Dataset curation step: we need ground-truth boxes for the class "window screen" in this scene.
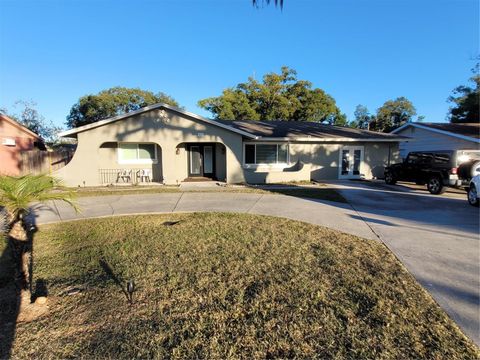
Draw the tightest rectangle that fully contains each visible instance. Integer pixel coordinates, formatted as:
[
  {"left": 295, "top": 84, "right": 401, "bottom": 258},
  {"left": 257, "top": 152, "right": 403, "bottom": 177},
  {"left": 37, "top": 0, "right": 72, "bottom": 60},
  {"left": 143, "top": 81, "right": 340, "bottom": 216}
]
[
  {"left": 244, "top": 144, "right": 289, "bottom": 164},
  {"left": 119, "top": 144, "right": 137, "bottom": 160},
  {"left": 119, "top": 143, "right": 156, "bottom": 162},
  {"left": 256, "top": 145, "right": 278, "bottom": 164}
]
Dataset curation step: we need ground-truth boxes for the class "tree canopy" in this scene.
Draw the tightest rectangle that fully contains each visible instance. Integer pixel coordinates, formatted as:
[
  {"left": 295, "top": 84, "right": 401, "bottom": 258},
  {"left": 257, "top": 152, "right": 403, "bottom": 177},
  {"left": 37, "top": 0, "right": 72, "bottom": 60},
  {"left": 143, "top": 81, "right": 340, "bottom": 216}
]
[
  {"left": 369, "top": 97, "right": 417, "bottom": 132},
  {"left": 66, "top": 87, "right": 179, "bottom": 128},
  {"left": 198, "top": 67, "right": 345, "bottom": 124},
  {"left": 0, "top": 101, "right": 62, "bottom": 143},
  {"left": 447, "top": 64, "right": 479, "bottom": 123},
  {"left": 350, "top": 104, "right": 373, "bottom": 130}
]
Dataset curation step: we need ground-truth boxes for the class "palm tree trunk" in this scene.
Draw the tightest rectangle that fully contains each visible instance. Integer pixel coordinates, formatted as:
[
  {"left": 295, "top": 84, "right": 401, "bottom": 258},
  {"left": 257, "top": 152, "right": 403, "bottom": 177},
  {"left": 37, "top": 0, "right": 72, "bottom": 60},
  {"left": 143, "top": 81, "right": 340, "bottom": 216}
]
[{"left": 8, "top": 217, "right": 32, "bottom": 306}]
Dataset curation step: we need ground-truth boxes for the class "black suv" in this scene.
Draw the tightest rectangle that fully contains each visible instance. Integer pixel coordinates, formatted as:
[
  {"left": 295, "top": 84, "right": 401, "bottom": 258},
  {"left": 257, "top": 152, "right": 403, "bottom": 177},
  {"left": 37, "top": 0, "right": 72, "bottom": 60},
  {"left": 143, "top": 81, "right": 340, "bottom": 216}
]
[{"left": 384, "top": 150, "right": 480, "bottom": 194}]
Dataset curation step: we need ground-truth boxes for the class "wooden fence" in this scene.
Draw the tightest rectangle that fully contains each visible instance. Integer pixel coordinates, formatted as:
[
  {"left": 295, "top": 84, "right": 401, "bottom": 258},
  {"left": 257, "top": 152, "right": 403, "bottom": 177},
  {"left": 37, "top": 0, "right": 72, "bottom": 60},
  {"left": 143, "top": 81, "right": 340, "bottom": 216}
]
[{"left": 19, "top": 148, "right": 75, "bottom": 175}]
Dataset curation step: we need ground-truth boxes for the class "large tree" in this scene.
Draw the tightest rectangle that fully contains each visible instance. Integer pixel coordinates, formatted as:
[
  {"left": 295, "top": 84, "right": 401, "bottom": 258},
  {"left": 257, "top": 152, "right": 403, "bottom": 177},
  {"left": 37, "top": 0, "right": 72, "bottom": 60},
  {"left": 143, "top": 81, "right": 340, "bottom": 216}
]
[
  {"left": 198, "top": 67, "right": 345, "bottom": 124},
  {"left": 351, "top": 104, "right": 373, "bottom": 130},
  {"left": 66, "top": 87, "right": 179, "bottom": 128},
  {"left": 447, "top": 64, "right": 479, "bottom": 123},
  {"left": 370, "top": 97, "right": 417, "bottom": 132},
  {"left": 1, "top": 101, "right": 62, "bottom": 143}
]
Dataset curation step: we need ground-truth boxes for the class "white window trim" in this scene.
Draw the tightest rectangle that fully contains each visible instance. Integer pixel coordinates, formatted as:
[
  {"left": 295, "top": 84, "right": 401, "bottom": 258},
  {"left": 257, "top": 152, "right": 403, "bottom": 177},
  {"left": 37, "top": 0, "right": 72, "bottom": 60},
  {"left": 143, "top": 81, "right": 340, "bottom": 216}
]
[
  {"left": 243, "top": 142, "right": 290, "bottom": 169},
  {"left": 117, "top": 142, "right": 158, "bottom": 165},
  {"left": 338, "top": 145, "right": 364, "bottom": 179}
]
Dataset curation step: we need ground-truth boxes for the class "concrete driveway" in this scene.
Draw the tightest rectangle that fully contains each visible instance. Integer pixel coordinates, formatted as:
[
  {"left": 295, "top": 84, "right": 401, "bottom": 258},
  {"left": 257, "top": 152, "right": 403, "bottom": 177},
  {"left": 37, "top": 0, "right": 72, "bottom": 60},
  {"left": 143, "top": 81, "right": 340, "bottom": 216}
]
[
  {"left": 329, "top": 180, "right": 480, "bottom": 345},
  {"left": 33, "top": 192, "right": 376, "bottom": 241}
]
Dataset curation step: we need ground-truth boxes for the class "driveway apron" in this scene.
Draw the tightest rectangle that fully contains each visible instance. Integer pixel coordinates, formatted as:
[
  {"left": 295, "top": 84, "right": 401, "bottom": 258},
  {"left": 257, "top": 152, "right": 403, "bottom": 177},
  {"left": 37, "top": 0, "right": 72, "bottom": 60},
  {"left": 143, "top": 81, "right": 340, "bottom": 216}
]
[{"left": 330, "top": 180, "right": 480, "bottom": 345}]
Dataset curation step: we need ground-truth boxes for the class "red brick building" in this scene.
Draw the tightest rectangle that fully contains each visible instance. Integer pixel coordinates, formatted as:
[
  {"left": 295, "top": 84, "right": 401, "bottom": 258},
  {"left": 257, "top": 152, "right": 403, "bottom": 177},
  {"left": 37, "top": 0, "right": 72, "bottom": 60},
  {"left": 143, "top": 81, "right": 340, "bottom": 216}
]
[{"left": 0, "top": 113, "right": 44, "bottom": 175}]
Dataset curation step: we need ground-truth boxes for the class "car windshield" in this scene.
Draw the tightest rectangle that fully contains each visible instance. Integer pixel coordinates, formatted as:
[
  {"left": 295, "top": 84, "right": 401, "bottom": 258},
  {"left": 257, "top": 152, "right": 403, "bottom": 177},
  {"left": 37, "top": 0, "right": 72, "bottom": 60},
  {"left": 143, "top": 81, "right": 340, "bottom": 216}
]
[{"left": 406, "top": 154, "right": 419, "bottom": 163}]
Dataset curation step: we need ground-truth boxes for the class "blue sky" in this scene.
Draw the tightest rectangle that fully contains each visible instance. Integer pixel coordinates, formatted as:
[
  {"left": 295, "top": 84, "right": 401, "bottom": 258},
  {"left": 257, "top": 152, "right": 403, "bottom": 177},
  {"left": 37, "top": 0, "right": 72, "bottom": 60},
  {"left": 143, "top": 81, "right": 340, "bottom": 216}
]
[{"left": 0, "top": 0, "right": 478, "bottom": 128}]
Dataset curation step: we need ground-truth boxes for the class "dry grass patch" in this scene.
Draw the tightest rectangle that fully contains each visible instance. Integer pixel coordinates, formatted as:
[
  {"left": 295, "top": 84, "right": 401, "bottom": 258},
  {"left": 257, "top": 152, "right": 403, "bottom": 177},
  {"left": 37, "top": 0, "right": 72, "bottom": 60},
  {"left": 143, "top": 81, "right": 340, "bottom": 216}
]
[{"left": 1, "top": 213, "right": 477, "bottom": 359}]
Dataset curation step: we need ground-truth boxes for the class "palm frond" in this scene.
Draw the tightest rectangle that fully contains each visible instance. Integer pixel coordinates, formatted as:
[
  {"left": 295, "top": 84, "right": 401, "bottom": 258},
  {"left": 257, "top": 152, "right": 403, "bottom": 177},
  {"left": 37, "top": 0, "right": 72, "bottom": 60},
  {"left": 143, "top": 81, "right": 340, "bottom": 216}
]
[
  {"left": 252, "top": 0, "right": 283, "bottom": 9},
  {"left": 0, "top": 174, "right": 80, "bottom": 219}
]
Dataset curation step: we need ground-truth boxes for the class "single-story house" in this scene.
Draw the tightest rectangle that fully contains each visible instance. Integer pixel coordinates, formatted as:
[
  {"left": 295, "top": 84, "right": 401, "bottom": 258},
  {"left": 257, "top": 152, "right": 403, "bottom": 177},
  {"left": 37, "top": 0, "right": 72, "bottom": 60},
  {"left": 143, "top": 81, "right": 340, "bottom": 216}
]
[
  {"left": 0, "top": 114, "right": 45, "bottom": 176},
  {"left": 392, "top": 122, "right": 480, "bottom": 159},
  {"left": 57, "top": 103, "right": 405, "bottom": 186}
]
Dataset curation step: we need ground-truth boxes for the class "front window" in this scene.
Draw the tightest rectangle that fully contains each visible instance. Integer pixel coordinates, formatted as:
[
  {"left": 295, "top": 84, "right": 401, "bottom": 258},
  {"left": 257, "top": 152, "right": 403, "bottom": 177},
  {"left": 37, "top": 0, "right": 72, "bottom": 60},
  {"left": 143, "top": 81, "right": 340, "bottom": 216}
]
[
  {"left": 118, "top": 143, "right": 157, "bottom": 164},
  {"left": 244, "top": 144, "right": 289, "bottom": 165}
]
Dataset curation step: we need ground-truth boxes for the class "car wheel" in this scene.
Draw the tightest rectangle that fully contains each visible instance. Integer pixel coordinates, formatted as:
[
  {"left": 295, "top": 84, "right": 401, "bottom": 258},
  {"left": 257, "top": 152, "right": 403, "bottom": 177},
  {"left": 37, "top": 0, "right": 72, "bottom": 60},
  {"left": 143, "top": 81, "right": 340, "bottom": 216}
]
[
  {"left": 467, "top": 185, "right": 479, "bottom": 207},
  {"left": 385, "top": 173, "right": 396, "bottom": 185},
  {"left": 458, "top": 160, "right": 480, "bottom": 180},
  {"left": 427, "top": 176, "right": 444, "bottom": 195}
]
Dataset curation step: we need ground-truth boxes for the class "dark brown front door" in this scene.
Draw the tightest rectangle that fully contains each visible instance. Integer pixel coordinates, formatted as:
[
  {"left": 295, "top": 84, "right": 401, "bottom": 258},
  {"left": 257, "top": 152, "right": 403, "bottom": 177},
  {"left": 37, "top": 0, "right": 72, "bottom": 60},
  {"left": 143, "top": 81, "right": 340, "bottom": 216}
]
[{"left": 188, "top": 144, "right": 215, "bottom": 178}]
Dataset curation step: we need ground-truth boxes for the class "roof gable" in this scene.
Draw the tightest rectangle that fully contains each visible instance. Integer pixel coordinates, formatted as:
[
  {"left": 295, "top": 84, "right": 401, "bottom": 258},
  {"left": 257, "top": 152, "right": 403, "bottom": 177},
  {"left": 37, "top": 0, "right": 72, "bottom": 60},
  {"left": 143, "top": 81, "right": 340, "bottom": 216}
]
[
  {"left": 59, "top": 103, "right": 257, "bottom": 139},
  {"left": 392, "top": 122, "right": 480, "bottom": 143},
  {"left": 0, "top": 114, "right": 42, "bottom": 140}
]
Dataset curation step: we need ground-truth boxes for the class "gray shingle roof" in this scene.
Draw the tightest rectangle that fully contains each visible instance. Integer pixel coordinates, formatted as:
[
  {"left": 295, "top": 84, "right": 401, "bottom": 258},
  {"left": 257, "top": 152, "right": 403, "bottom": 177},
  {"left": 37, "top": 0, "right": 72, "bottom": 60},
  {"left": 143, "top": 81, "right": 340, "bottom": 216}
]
[{"left": 214, "top": 120, "right": 404, "bottom": 140}]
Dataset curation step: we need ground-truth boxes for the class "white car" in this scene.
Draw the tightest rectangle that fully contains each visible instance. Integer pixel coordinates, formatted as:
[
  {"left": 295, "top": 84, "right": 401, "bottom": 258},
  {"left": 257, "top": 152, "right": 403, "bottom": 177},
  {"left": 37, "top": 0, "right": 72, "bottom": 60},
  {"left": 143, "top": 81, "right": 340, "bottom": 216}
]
[{"left": 467, "top": 175, "right": 480, "bottom": 207}]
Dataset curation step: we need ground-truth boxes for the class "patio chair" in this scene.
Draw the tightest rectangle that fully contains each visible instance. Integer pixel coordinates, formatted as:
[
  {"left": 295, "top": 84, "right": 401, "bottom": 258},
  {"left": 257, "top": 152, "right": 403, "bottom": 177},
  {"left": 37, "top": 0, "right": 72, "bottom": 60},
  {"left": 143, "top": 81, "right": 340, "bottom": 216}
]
[
  {"left": 137, "top": 169, "right": 151, "bottom": 183},
  {"left": 116, "top": 169, "right": 132, "bottom": 183}
]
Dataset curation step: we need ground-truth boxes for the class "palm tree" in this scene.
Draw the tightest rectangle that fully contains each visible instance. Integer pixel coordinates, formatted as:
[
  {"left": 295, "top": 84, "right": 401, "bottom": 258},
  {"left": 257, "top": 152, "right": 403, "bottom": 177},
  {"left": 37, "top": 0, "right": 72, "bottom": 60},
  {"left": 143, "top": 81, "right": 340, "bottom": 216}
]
[
  {"left": 252, "top": 0, "right": 283, "bottom": 9},
  {"left": 0, "top": 174, "right": 79, "bottom": 306}
]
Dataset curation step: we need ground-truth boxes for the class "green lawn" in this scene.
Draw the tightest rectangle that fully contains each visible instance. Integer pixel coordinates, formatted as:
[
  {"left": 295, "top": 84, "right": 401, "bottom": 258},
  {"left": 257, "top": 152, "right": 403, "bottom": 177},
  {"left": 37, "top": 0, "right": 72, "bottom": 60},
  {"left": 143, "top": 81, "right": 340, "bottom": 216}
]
[{"left": 1, "top": 214, "right": 478, "bottom": 359}]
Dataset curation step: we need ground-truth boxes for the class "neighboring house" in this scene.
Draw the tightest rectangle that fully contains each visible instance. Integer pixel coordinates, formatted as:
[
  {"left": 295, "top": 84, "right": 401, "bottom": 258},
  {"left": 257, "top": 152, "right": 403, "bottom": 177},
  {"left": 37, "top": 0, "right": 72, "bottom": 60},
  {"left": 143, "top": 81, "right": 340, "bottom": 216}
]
[
  {"left": 0, "top": 114, "right": 45, "bottom": 176},
  {"left": 392, "top": 122, "right": 480, "bottom": 159},
  {"left": 57, "top": 103, "right": 405, "bottom": 186}
]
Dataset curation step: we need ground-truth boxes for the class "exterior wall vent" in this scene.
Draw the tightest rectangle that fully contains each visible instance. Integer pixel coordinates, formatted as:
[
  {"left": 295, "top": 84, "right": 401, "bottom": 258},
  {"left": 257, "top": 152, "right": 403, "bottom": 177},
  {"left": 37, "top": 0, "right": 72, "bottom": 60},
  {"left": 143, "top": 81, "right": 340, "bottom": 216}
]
[{"left": 1, "top": 137, "right": 16, "bottom": 146}]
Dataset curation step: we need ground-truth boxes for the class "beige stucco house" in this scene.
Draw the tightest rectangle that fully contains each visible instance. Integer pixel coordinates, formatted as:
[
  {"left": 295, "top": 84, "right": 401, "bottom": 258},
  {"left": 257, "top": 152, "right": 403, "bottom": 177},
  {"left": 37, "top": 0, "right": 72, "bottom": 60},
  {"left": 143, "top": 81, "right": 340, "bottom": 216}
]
[{"left": 57, "top": 103, "right": 404, "bottom": 187}]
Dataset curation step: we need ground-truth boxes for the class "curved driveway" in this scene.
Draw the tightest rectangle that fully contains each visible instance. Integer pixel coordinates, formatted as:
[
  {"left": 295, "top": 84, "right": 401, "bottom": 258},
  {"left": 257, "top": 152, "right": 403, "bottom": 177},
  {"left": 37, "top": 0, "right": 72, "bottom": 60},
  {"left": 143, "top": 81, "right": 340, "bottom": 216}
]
[
  {"left": 34, "top": 192, "right": 377, "bottom": 240},
  {"left": 33, "top": 183, "right": 479, "bottom": 345}
]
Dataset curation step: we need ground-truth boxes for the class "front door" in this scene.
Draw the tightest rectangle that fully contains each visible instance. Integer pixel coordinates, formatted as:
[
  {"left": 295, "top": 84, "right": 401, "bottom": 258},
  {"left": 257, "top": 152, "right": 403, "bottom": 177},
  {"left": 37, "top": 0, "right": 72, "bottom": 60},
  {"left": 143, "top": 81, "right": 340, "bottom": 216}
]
[
  {"left": 339, "top": 146, "right": 364, "bottom": 179},
  {"left": 188, "top": 144, "right": 215, "bottom": 178}
]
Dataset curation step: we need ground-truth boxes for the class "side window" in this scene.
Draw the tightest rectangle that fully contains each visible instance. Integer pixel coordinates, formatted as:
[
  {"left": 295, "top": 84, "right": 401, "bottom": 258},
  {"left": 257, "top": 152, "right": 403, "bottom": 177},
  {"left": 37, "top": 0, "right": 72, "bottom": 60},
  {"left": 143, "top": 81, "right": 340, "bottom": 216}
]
[
  {"left": 434, "top": 153, "right": 450, "bottom": 165},
  {"left": 418, "top": 153, "right": 433, "bottom": 165},
  {"left": 407, "top": 153, "right": 418, "bottom": 164}
]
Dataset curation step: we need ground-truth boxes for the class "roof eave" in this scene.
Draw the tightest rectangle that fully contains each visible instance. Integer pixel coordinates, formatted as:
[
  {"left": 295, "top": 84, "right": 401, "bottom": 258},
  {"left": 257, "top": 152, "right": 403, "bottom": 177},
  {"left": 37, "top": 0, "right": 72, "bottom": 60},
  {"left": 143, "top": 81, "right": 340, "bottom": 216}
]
[{"left": 249, "top": 137, "right": 406, "bottom": 142}]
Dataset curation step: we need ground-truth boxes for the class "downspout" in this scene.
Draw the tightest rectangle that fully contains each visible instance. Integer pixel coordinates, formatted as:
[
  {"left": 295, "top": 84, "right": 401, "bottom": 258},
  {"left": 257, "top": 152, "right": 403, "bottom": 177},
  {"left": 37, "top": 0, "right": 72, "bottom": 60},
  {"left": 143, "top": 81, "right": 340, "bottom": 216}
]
[{"left": 387, "top": 143, "right": 392, "bottom": 166}]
